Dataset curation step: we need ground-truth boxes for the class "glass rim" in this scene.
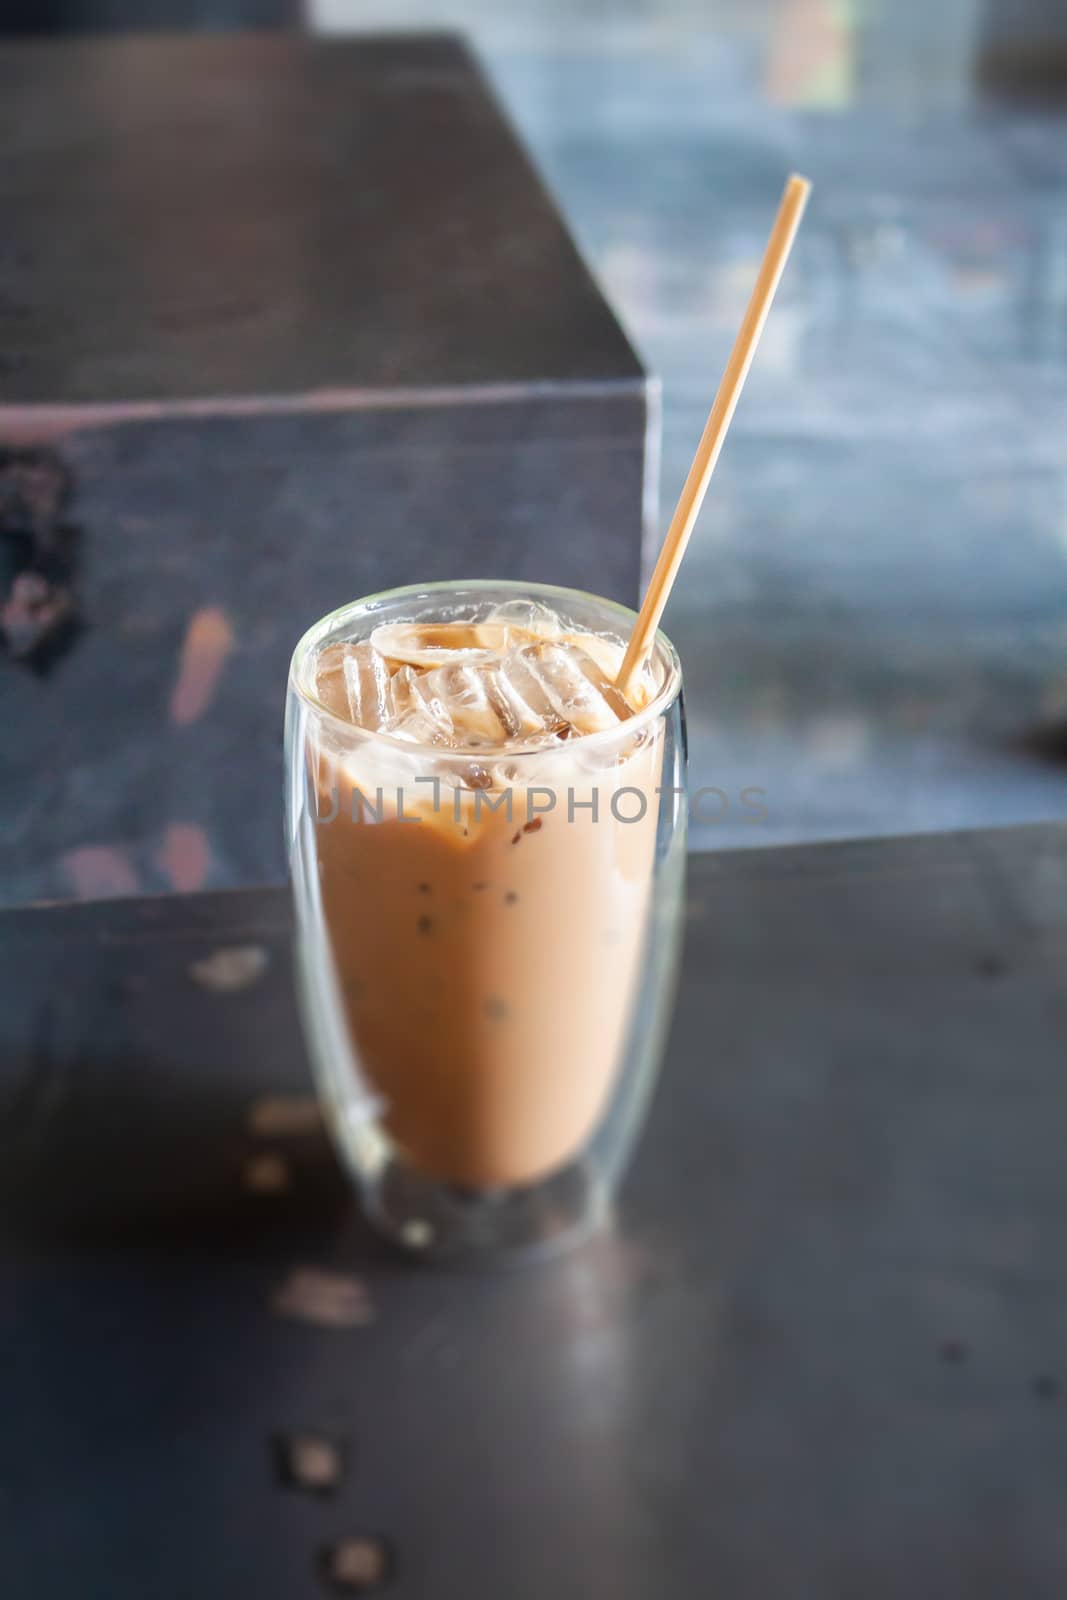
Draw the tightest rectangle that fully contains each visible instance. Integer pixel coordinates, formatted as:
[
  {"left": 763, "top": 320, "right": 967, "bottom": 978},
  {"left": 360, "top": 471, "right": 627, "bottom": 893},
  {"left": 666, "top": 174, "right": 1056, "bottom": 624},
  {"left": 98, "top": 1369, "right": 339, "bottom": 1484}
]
[{"left": 288, "top": 578, "right": 683, "bottom": 761}]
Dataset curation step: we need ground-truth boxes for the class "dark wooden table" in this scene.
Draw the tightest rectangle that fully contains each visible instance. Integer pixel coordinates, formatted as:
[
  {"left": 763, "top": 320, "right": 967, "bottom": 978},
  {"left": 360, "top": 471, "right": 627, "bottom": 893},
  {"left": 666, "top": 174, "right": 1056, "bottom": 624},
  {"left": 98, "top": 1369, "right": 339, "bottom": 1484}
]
[{"left": 3, "top": 825, "right": 1066, "bottom": 1597}]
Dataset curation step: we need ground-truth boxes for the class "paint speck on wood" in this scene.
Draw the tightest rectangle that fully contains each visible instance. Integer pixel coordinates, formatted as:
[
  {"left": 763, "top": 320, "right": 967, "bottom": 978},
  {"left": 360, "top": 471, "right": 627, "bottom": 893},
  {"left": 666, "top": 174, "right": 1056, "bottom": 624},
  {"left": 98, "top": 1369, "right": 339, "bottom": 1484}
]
[
  {"left": 158, "top": 822, "right": 211, "bottom": 892},
  {"left": 401, "top": 1219, "right": 433, "bottom": 1249},
  {"left": 243, "top": 1152, "right": 291, "bottom": 1195},
  {"left": 319, "top": 1537, "right": 392, "bottom": 1592},
  {"left": 169, "top": 605, "right": 234, "bottom": 725},
  {"left": 273, "top": 1431, "right": 347, "bottom": 1495},
  {"left": 61, "top": 845, "right": 140, "bottom": 901},
  {"left": 247, "top": 1094, "right": 321, "bottom": 1137},
  {"left": 189, "top": 944, "right": 269, "bottom": 992},
  {"left": 273, "top": 1267, "right": 374, "bottom": 1328}
]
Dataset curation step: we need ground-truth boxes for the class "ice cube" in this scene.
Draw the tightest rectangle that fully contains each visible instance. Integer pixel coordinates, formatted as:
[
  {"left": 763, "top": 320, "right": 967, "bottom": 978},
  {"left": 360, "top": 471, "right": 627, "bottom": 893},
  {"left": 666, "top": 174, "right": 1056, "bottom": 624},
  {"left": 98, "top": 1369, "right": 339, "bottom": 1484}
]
[
  {"left": 313, "top": 642, "right": 393, "bottom": 729},
  {"left": 516, "top": 641, "right": 632, "bottom": 735},
  {"left": 314, "top": 642, "right": 353, "bottom": 720},
  {"left": 387, "top": 665, "right": 456, "bottom": 745},
  {"left": 388, "top": 709, "right": 449, "bottom": 746},
  {"left": 342, "top": 643, "right": 392, "bottom": 731},
  {"left": 557, "top": 631, "right": 657, "bottom": 710},
  {"left": 558, "top": 630, "right": 624, "bottom": 684},
  {"left": 487, "top": 652, "right": 566, "bottom": 741},
  {"left": 480, "top": 599, "right": 562, "bottom": 646},
  {"left": 369, "top": 622, "right": 496, "bottom": 669},
  {"left": 422, "top": 663, "right": 506, "bottom": 746}
]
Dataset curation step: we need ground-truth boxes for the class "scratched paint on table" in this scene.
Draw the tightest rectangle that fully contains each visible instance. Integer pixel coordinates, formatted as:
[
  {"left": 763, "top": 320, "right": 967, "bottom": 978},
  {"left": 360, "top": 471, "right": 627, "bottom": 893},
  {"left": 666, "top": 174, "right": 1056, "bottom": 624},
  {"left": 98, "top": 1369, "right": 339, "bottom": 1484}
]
[
  {"left": 273, "top": 1267, "right": 374, "bottom": 1328},
  {"left": 319, "top": 1537, "right": 393, "bottom": 1594},
  {"left": 169, "top": 606, "right": 234, "bottom": 726},
  {"left": 158, "top": 823, "right": 211, "bottom": 892},
  {"left": 243, "top": 1153, "right": 291, "bottom": 1195},
  {"left": 188, "top": 945, "right": 269, "bottom": 992},
  {"left": 272, "top": 1432, "right": 348, "bottom": 1496},
  {"left": 246, "top": 1094, "right": 321, "bottom": 1137},
  {"left": 61, "top": 845, "right": 140, "bottom": 901}
]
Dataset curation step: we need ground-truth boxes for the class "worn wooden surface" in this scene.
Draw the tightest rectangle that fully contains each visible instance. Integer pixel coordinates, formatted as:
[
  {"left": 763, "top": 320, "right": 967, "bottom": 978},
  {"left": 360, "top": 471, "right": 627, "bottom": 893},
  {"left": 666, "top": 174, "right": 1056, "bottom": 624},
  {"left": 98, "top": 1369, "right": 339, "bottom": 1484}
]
[
  {"left": 0, "top": 33, "right": 650, "bottom": 908},
  {"left": 2, "top": 824, "right": 1066, "bottom": 1596},
  {"left": 0, "top": 33, "right": 642, "bottom": 405}
]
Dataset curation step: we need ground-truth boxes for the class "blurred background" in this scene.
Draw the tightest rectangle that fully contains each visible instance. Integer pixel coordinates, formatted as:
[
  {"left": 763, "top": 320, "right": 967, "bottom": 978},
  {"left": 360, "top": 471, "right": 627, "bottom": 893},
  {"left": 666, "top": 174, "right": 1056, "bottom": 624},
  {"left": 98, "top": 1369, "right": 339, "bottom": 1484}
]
[
  {"left": 2, "top": 0, "right": 1066, "bottom": 886},
  {"left": 320, "top": 0, "right": 1067, "bottom": 850}
]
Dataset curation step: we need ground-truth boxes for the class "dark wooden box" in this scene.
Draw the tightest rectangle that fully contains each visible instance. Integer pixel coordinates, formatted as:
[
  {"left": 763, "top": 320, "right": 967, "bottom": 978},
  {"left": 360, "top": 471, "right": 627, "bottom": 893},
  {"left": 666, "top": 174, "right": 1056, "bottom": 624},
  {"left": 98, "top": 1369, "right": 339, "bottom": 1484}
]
[{"left": 0, "top": 32, "right": 653, "bottom": 907}]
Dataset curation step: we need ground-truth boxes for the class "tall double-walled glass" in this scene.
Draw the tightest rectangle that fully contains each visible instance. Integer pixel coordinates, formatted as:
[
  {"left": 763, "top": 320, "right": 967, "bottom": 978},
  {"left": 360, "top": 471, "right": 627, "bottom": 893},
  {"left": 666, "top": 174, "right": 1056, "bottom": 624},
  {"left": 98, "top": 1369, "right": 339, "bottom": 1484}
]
[{"left": 285, "top": 581, "right": 687, "bottom": 1262}]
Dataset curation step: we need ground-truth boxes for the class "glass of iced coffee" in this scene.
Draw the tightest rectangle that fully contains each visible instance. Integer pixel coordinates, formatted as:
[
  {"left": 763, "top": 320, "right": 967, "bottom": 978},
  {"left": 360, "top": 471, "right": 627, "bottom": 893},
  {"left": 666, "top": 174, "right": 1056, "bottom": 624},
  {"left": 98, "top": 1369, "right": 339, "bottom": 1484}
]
[{"left": 285, "top": 581, "right": 686, "bottom": 1261}]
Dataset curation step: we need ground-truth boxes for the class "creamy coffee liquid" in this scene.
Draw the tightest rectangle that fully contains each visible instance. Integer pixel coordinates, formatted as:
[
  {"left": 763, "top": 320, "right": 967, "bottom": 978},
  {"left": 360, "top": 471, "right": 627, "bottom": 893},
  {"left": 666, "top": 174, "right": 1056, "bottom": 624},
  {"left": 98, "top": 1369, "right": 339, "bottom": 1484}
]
[{"left": 307, "top": 601, "right": 665, "bottom": 1190}]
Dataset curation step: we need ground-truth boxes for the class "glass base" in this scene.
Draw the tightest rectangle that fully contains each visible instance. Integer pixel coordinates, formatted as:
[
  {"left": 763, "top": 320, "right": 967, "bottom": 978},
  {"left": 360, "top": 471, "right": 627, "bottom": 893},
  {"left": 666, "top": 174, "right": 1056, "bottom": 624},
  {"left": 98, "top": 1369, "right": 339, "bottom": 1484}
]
[{"left": 360, "top": 1152, "right": 612, "bottom": 1266}]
